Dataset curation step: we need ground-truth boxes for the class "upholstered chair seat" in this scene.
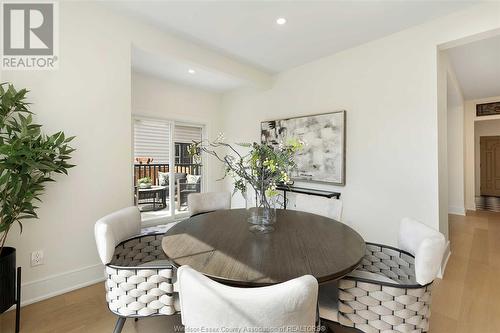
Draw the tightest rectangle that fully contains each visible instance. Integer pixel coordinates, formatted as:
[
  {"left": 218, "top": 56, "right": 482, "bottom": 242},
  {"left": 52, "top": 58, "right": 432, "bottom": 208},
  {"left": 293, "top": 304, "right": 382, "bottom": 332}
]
[
  {"left": 94, "top": 206, "right": 179, "bottom": 333},
  {"left": 177, "top": 265, "right": 318, "bottom": 330},
  {"left": 187, "top": 191, "right": 231, "bottom": 217},
  {"left": 319, "top": 218, "right": 446, "bottom": 333}
]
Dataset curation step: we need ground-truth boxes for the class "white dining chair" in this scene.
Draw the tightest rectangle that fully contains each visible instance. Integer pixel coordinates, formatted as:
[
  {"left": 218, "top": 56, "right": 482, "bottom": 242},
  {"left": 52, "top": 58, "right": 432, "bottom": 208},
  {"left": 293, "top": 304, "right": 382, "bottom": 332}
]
[
  {"left": 187, "top": 191, "right": 231, "bottom": 217},
  {"left": 292, "top": 193, "right": 343, "bottom": 221},
  {"left": 177, "top": 265, "right": 318, "bottom": 331},
  {"left": 94, "top": 206, "right": 179, "bottom": 333},
  {"left": 319, "top": 217, "right": 446, "bottom": 333}
]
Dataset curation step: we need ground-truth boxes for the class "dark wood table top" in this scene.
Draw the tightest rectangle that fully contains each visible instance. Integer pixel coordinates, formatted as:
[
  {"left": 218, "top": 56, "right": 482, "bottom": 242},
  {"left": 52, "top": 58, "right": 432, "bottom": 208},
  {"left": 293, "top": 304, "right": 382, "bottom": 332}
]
[{"left": 162, "top": 208, "right": 366, "bottom": 286}]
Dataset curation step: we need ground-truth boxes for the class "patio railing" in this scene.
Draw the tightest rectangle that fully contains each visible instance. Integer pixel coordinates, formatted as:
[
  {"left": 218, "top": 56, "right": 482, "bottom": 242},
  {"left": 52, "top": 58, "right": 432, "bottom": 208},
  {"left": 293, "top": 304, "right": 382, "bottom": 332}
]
[{"left": 134, "top": 163, "right": 201, "bottom": 185}]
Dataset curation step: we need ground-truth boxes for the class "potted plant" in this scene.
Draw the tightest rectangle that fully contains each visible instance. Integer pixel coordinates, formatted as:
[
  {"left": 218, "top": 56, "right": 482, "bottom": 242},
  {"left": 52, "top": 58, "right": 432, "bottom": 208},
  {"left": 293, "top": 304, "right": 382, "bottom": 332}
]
[
  {"left": 189, "top": 133, "right": 302, "bottom": 233},
  {"left": 0, "top": 83, "right": 75, "bottom": 322},
  {"left": 137, "top": 176, "right": 152, "bottom": 188}
]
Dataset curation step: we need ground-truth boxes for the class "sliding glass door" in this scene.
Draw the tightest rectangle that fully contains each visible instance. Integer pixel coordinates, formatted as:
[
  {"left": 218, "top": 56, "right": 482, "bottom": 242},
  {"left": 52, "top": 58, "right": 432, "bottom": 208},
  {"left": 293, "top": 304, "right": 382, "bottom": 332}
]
[
  {"left": 171, "top": 123, "right": 203, "bottom": 217},
  {"left": 133, "top": 117, "right": 204, "bottom": 223}
]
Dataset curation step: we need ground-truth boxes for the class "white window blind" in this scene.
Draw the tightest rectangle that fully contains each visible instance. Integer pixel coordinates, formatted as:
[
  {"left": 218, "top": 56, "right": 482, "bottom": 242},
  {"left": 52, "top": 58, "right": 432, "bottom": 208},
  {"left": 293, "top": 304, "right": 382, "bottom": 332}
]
[
  {"left": 174, "top": 125, "right": 202, "bottom": 144},
  {"left": 134, "top": 119, "right": 171, "bottom": 164}
]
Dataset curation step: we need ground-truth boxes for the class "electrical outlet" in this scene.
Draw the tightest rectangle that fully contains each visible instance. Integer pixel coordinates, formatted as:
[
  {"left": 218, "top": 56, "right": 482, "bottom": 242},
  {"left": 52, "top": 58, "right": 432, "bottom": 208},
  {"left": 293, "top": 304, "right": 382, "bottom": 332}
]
[{"left": 31, "top": 250, "right": 44, "bottom": 267}]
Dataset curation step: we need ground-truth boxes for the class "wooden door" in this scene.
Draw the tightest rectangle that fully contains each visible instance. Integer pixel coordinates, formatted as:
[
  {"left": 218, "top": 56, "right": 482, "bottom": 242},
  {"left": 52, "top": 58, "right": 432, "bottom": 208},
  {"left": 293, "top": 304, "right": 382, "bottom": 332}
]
[{"left": 480, "top": 136, "right": 500, "bottom": 196}]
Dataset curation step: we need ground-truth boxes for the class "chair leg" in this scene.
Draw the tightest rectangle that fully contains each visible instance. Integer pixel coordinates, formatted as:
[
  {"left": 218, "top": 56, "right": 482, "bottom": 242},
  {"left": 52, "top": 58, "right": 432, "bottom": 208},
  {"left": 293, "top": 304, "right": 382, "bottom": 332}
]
[{"left": 113, "top": 317, "right": 126, "bottom": 333}]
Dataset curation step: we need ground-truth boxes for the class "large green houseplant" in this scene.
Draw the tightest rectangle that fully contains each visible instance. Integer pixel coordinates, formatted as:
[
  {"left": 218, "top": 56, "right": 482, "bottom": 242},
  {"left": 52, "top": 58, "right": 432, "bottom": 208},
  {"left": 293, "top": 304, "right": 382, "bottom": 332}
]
[{"left": 0, "top": 83, "right": 75, "bottom": 315}]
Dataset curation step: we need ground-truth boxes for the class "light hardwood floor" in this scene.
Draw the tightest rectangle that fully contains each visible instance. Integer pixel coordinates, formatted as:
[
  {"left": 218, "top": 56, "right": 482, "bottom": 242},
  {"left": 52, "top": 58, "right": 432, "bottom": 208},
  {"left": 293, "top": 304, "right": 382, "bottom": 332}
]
[
  {"left": 1, "top": 211, "right": 499, "bottom": 333},
  {"left": 428, "top": 211, "right": 500, "bottom": 333}
]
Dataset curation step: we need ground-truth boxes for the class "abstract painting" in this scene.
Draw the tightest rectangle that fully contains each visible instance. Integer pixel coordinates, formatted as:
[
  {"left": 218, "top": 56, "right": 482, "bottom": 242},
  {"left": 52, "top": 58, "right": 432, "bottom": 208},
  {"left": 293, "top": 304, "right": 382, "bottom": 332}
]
[{"left": 261, "top": 111, "right": 346, "bottom": 185}]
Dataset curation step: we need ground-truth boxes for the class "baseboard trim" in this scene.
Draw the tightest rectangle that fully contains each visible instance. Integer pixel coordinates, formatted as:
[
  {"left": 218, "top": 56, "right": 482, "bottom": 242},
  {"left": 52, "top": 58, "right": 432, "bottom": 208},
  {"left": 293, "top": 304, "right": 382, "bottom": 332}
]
[
  {"left": 7, "top": 263, "right": 105, "bottom": 311},
  {"left": 448, "top": 206, "right": 466, "bottom": 216},
  {"left": 438, "top": 241, "right": 451, "bottom": 279}
]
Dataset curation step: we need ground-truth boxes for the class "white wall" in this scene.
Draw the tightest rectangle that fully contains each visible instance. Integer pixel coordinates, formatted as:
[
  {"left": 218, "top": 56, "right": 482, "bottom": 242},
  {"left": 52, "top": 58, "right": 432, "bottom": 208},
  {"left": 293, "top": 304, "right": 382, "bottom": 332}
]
[
  {"left": 447, "top": 103, "right": 465, "bottom": 215},
  {"left": 0, "top": 2, "right": 261, "bottom": 306},
  {"left": 0, "top": 2, "right": 132, "bottom": 306},
  {"left": 464, "top": 95, "right": 500, "bottom": 209},
  {"left": 446, "top": 63, "right": 465, "bottom": 217},
  {"left": 131, "top": 71, "right": 224, "bottom": 192},
  {"left": 221, "top": 3, "right": 500, "bottom": 246},
  {"left": 437, "top": 51, "right": 449, "bottom": 240}
]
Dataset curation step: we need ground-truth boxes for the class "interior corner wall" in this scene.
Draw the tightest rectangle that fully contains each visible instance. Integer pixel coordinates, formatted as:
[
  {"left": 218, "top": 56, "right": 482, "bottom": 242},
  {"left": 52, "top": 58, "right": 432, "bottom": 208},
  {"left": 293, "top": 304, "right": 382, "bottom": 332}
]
[
  {"left": 447, "top": 103, "right": 465, "bottom": 216},
  {"left": 464, "top": 95, "right": 500, "bottom": 209},
  {"left": 437, "top": 51, "right": 450, "bottom": 240},
  {"left": 131, "top": 71, "right": 225, "bottom": 193},
  {"left": 221, "top": 3, "right": 500, "bottom": 246},
  {"left": 445, "top": 59, "right": 465, "bottom": 218},
  {"left": 464, "top": 100, "right": 476, "bottom": 210}
]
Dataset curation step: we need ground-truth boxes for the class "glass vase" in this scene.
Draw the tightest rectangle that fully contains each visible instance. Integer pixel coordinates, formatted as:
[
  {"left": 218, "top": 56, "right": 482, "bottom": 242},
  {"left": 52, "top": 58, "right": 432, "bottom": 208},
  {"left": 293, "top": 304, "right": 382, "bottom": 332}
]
[{"left": 246, "top": 191, "right": 276, "bottom": 233}]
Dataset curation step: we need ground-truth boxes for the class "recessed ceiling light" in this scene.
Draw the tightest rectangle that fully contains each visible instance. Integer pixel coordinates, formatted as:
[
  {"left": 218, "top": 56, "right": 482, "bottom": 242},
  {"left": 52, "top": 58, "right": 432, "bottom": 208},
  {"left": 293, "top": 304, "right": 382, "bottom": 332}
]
[
  {"left": 188, "top": 69, "right": 196, "bottom": 74},
  {"left": 276, "top": 17, "right": 287, "bottom": 25}
]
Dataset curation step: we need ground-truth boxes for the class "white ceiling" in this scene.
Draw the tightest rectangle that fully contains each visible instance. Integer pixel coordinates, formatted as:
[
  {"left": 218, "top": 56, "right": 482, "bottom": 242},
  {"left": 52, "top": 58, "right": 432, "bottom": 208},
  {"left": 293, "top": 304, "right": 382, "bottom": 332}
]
[
  {"left": 131, "top": 47, "right": 245, "bottom": 92},
  {"left": 447, "top": 34, "right": 500, "bottom": 100},
  {"left": 109, "top": 1, "right": 476, "bottom": 74}
]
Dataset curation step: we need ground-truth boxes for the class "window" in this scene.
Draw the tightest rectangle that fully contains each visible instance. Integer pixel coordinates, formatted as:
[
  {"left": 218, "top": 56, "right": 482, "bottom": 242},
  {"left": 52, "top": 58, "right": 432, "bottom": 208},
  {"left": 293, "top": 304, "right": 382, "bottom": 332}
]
[
  {"left": 134, "top": 119, "right": 171, "bottom": 164},
  {"left": 175, "top": 144, "right": 181, "bottom": 164},
  {"left": 175, "top": 143, "right": 195, "bottom": 164}
]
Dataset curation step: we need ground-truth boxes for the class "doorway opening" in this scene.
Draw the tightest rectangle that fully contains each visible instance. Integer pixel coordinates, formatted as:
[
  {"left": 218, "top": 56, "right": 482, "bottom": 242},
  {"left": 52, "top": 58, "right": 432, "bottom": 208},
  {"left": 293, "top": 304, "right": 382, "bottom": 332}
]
[
  {"left": 479, "top": 135, "right": 500, "bottom": 196},
  {"left": 441, "top": 31, "right": 500, "bottom": 214},
  {"left": 133, "top": 117, "right": 205, "bottom": 223},
  {"left": 475, "top": 122, "right": 500, "bottom": 210}
]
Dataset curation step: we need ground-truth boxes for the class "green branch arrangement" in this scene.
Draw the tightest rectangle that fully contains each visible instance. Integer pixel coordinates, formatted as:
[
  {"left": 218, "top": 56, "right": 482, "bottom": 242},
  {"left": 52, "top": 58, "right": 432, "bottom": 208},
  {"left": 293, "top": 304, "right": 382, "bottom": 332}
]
[
  {"left": 0, "top": 83, "right": 75, "bottom": 256},
  {"left": 189, "top": 133, "right": 303, "bottom": 209}
]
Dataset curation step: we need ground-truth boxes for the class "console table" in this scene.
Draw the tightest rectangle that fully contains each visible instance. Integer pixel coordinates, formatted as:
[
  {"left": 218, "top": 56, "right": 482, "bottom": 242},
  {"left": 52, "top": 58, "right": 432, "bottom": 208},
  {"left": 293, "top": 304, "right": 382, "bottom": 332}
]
[{"left": 276, "top": 185, "right": 341, "bottom": 209}]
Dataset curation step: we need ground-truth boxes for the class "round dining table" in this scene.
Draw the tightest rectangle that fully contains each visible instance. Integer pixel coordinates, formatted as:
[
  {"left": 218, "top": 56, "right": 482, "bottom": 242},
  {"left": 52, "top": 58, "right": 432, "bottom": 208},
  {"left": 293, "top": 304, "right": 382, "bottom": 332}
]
[{"left": 162, "top": 208, "right": 366, "bottom": 287}]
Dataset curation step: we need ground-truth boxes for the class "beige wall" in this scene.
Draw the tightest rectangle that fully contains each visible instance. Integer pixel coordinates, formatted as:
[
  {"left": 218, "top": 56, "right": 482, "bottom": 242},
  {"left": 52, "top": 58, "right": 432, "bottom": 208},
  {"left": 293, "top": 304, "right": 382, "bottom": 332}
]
[
  {"left": 222, "top": 3, "right": 500, "bottom": 246},
  {"left": 131, "top": 71, "right": 225, "bottom": 193},
  {"left": 464, "top": 96, "right": 500, "bottom": 209}
]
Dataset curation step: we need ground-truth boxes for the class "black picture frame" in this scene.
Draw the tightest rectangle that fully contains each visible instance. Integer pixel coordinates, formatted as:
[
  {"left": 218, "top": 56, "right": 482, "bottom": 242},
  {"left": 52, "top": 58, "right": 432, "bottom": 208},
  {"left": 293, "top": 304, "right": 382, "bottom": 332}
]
[{"left": 476, "top": 101, "right": 500, "bottom": 117}]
